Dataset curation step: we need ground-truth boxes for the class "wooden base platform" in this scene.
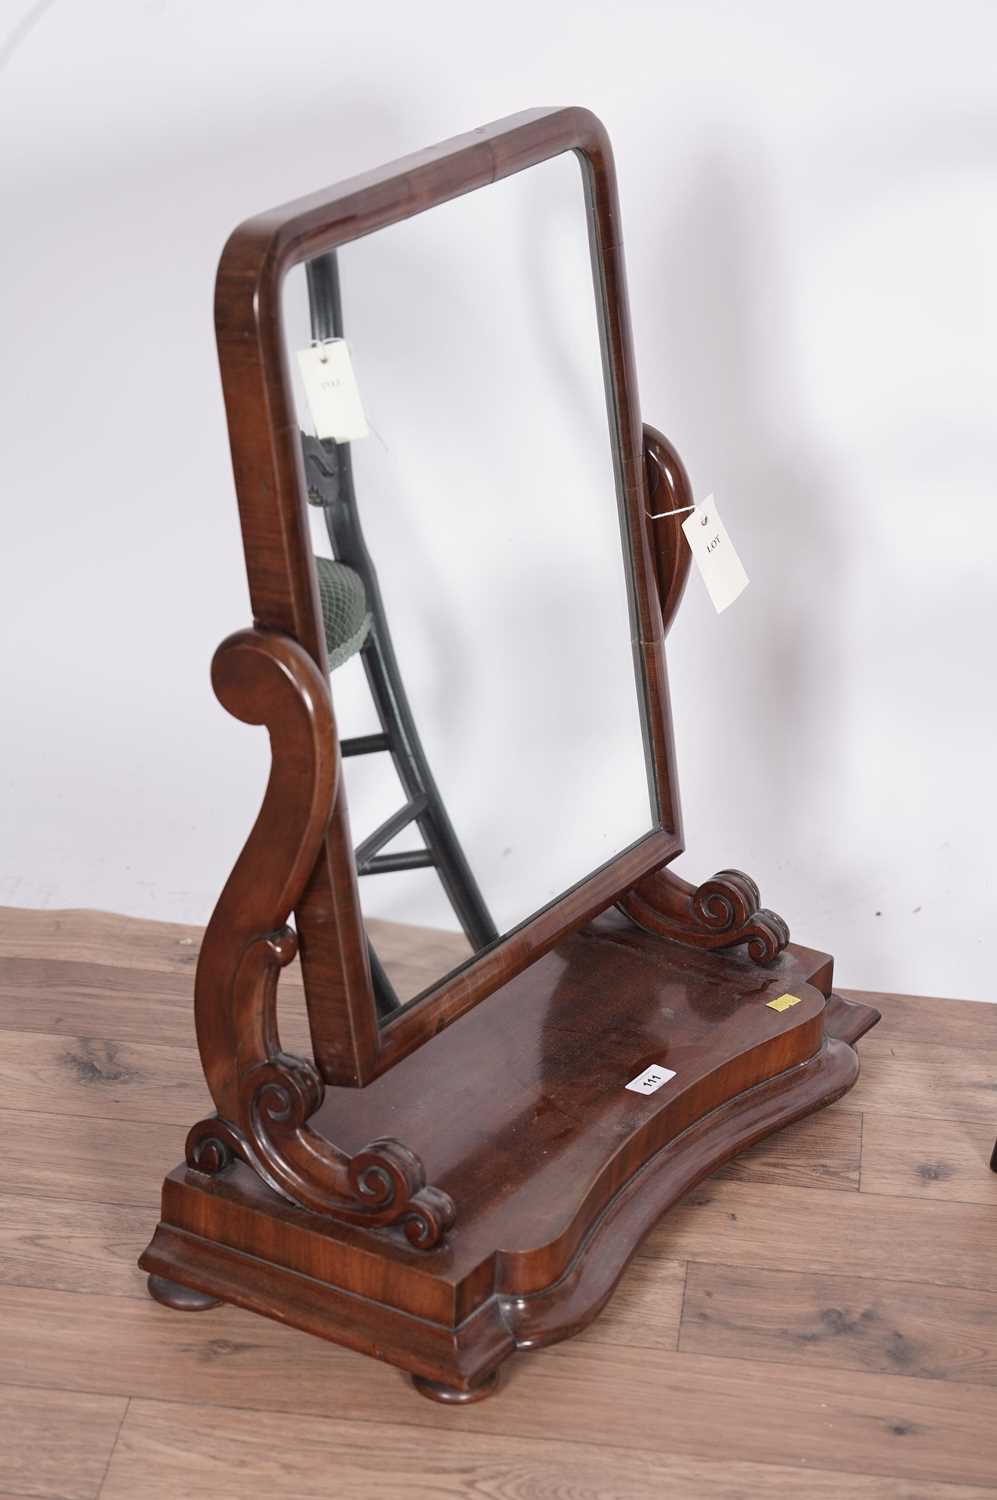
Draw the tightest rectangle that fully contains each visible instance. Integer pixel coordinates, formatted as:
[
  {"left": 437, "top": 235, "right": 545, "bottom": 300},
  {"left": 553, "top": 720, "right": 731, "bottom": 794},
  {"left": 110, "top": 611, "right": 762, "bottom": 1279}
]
[
  {"left": 140, "top": 912, "right": 879, "bottom": 1398},
  {"left": 9, "top": 906, "right": 997, "bottom": 1495}
]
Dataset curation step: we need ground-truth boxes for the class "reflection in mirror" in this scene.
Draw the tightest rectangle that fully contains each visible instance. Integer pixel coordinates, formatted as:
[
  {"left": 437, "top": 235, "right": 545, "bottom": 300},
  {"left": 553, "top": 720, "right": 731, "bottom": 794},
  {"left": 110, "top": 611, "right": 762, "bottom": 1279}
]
[{"left": 282, "top": 153, "right": 657, "bottom": 1017}]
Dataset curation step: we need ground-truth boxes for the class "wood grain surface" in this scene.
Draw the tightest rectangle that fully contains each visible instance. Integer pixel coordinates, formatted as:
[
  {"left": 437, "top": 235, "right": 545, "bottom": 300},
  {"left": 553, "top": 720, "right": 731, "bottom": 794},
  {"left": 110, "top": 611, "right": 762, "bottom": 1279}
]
[{"left": 2, "top": 905, "right": 996, "bottom": 1498}]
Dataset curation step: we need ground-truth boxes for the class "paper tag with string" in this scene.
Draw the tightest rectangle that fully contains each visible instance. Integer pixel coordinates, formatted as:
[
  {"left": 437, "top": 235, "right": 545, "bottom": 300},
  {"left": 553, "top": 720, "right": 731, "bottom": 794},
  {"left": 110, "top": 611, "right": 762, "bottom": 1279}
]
[
  {"left": 680, "top": 495, "right": 748, "bottom": 613},
  {"left": 296, "top": 339, "right": 369, "bottom": 443}
]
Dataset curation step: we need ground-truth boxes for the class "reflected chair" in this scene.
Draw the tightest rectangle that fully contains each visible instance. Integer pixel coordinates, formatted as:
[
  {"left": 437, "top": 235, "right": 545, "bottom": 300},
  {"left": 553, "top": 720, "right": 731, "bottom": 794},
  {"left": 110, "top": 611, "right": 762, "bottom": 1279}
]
[{"left": 302, "top": 251, "right": 498, "bottom": 1018}]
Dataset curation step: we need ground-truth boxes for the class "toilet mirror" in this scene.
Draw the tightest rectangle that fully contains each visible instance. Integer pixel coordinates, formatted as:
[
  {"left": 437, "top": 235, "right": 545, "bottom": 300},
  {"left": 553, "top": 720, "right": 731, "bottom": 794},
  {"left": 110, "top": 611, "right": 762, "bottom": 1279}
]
[
  {"left": 215, "top": 109, "right": 681, "bottom": 1080},
  {"left": 281, "top": 153, "right": 658, "bottom": 1017}
]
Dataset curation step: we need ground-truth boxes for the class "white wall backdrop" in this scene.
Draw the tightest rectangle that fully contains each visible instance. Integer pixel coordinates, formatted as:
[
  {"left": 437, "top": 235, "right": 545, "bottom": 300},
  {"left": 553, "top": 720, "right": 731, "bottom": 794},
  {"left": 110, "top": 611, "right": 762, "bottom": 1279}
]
[{"left": 2, "top": 0, "right": 995, "bottom": 998}]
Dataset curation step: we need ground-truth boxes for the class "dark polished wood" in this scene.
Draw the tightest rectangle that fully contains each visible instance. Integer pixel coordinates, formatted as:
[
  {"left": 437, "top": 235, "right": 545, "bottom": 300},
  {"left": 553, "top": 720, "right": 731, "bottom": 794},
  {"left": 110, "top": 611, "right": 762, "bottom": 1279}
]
[
  {"left": 146, "top": 1275, "right": 222, "bottom": 1313},
  {"left": 619, "top": 866, "right": 791, "bottom": 964},
  {"left": 184, "top": 626, "right": 452, "bottom": 1244},
  {"left": 411, "top": 1372, "right": 500, "bottom": 1404},
  {"left": 643, "top": 423, "right": 694, "bottom": 637},
  {"left": 140, "top": 918, "right": 879, "bottom": 1397},
  {"left": 140, "top": 107, "right": 881, "bottom": 1402}
]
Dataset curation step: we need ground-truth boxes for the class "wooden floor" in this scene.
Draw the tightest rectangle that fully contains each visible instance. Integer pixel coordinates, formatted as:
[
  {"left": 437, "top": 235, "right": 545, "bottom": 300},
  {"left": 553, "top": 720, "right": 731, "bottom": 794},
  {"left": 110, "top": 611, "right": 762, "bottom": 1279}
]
[{"left": 2, "top": 907, "right": 997, "bottom": 1499}]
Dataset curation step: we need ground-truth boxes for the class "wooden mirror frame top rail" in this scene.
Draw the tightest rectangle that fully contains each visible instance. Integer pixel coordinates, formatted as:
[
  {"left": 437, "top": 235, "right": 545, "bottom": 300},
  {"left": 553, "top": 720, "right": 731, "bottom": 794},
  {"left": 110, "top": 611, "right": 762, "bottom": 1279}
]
[{"left": 141, "top": 108, "right": 880, "bottom": 1402}]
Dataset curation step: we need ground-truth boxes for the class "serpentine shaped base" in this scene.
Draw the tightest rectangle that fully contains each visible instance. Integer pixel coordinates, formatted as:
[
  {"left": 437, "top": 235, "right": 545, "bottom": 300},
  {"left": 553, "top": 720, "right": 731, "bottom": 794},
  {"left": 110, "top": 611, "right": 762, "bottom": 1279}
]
[{"left": 139, "top": 920, "right": 879, "bottom": 1402}]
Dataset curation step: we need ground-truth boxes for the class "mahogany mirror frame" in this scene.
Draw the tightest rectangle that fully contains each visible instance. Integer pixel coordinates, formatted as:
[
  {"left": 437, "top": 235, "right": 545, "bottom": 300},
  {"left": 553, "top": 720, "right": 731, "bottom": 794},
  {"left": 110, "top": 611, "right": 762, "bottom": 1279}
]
[{"left": 215, "top": 106, "right": 687, "bottom": 1088}]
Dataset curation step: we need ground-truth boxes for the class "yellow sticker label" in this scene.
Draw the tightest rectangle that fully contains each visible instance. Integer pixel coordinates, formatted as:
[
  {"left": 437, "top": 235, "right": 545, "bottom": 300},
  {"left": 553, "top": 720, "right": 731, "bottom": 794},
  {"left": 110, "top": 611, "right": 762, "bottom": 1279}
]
[{"left": 767, "top": 993, "right": 803, "bottom": 1012}]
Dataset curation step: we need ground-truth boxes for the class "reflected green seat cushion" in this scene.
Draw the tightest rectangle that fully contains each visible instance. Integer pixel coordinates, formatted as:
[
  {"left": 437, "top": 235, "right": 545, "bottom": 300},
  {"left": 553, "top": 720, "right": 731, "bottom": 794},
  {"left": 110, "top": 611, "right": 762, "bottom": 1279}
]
[{"left": 314, "top": 556, "right": 372, "bottom": 671}]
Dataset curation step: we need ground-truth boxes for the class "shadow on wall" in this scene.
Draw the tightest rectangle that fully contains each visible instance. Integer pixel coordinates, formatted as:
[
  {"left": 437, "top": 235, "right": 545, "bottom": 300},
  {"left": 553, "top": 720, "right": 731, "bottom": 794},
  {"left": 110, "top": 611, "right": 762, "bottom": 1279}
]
[
  {"left": 644, "top": 146, "right": 849, "bottom": 866},
  {"left": 639, "top": 116, "right": 997, "bottom": 993}
]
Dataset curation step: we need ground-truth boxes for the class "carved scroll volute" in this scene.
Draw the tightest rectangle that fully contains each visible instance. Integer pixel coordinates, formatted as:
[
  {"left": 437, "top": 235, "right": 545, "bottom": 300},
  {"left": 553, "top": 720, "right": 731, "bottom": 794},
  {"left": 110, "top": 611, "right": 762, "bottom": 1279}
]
[
  {"left": 619, "top": 867, "right": 790, "bottom": 965},
  {"left": 192, "top": 629, "right": 336, "bottom": 1117},
  {"left": 187, "top": 628, "right": 455, "bottom": 1249},
  {"left": 643, "top": 423, "right": 694, "bottom": 638}
]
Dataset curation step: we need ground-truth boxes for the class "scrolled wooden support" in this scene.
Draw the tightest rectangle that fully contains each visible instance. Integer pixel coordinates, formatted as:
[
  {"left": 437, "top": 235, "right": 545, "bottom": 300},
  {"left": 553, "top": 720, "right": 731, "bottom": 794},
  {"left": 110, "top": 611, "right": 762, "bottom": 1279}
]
[
  {"left": 619, "top": 866, "right": 789, "bottom": 964},
  {"left": 186, "top": 627, "right": 455, "bottom": 1248}
]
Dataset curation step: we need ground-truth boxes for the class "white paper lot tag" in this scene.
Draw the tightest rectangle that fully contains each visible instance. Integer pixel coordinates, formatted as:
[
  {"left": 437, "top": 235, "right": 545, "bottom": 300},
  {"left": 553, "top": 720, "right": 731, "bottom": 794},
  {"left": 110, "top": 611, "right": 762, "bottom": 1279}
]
[
  {"left": 296, "top": 340, "right": 369, "bottom": 443},
  {"left": 681, "top": 496, "right": 748, "bottom": 613}
]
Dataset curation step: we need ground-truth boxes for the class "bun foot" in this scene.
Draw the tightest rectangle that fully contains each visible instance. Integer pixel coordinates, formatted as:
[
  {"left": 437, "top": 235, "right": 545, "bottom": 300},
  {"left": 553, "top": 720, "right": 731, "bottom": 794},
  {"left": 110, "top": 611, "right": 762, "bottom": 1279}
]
[
  {"left": 147, "top": 1274, "right": 223, "bottom": 1311},
  {"left": 410, "top": 1370, "right": 500, "bottom": 1404}
]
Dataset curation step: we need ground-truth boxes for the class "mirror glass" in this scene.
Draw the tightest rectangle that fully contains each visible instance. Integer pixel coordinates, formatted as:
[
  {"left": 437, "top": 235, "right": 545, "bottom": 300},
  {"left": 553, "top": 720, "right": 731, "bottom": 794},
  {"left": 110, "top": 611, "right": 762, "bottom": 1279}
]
[{"left": 282, "top": 152, "right": 657, "bottom": 1015}]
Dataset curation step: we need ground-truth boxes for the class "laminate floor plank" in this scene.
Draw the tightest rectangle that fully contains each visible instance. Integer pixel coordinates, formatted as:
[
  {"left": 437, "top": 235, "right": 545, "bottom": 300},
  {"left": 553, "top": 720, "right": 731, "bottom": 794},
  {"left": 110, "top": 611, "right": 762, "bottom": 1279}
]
[
  {"left": 0, "top": 1193, "right": 150, "bottom": 1297},
  {"left": 0, "top": 1032, "right": 210, "bottom": 1125},
  {"left": 3, "top": 907, "right": 997, "bottom": 1498},
  {"left": 0, "top": 957, "right": 313, "bottom": 1054},
  {"left": 712, "top": 1102, "right": 861, "bottom": 1191},
  {"left": 681, "top": 1261, "right": 997, "bottom": 1386},
  {"left": 843, "top": 1037, "right": 997, "bottom": 1124},
  {"left": 0, "top": 1382, "right": 126, "bottom": 1500},
  {"left": 0, "top": 1108, "right": 185, "bottom": 1208},
  {"left": 100, "top": 1396, "right": 997, "bottom": 1500},
  {"left": 0, "top": 908, "right": 203, "bottom": 975},
  {"left": 861, "top": 1114, "right": 997, "bottom": 1206},
  {"left": 0, "top": 907, "right": 463, "bottom": 1002},
  {"left": 645, "top": 1179, "right": 997, "bottom": 1293},
  {"left": 559, "top": 1252, "right": 686, "bottom": 1349},
  {"left": 844, "top": 988, "right": 997, "bottom": 1048},
  {"left": 6, "top": 1287, "right": 997, "bottom": 1488}
]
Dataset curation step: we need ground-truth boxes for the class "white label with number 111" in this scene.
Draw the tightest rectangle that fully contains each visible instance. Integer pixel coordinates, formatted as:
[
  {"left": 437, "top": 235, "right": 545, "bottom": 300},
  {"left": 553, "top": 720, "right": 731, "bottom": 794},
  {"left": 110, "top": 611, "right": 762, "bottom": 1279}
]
[{"left": 625, "top": 1064, "right": 676, "bottom": 1095}]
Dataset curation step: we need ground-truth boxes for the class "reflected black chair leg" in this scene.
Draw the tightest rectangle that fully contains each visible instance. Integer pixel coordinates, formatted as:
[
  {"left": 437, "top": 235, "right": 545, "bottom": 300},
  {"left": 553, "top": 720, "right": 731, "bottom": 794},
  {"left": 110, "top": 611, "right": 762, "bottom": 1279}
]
[
  {"left": 303, "top": 248, "right": 499, "bottom": 996},
  {"left": 368, "top": 942, "right": 400, "bottom": 1021},
  {"left": 990, "top": 1139, "right": 997, "bottom": 1173},
  {"left": 357, "top": 630, "right": 498, "bottom": 951}
]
